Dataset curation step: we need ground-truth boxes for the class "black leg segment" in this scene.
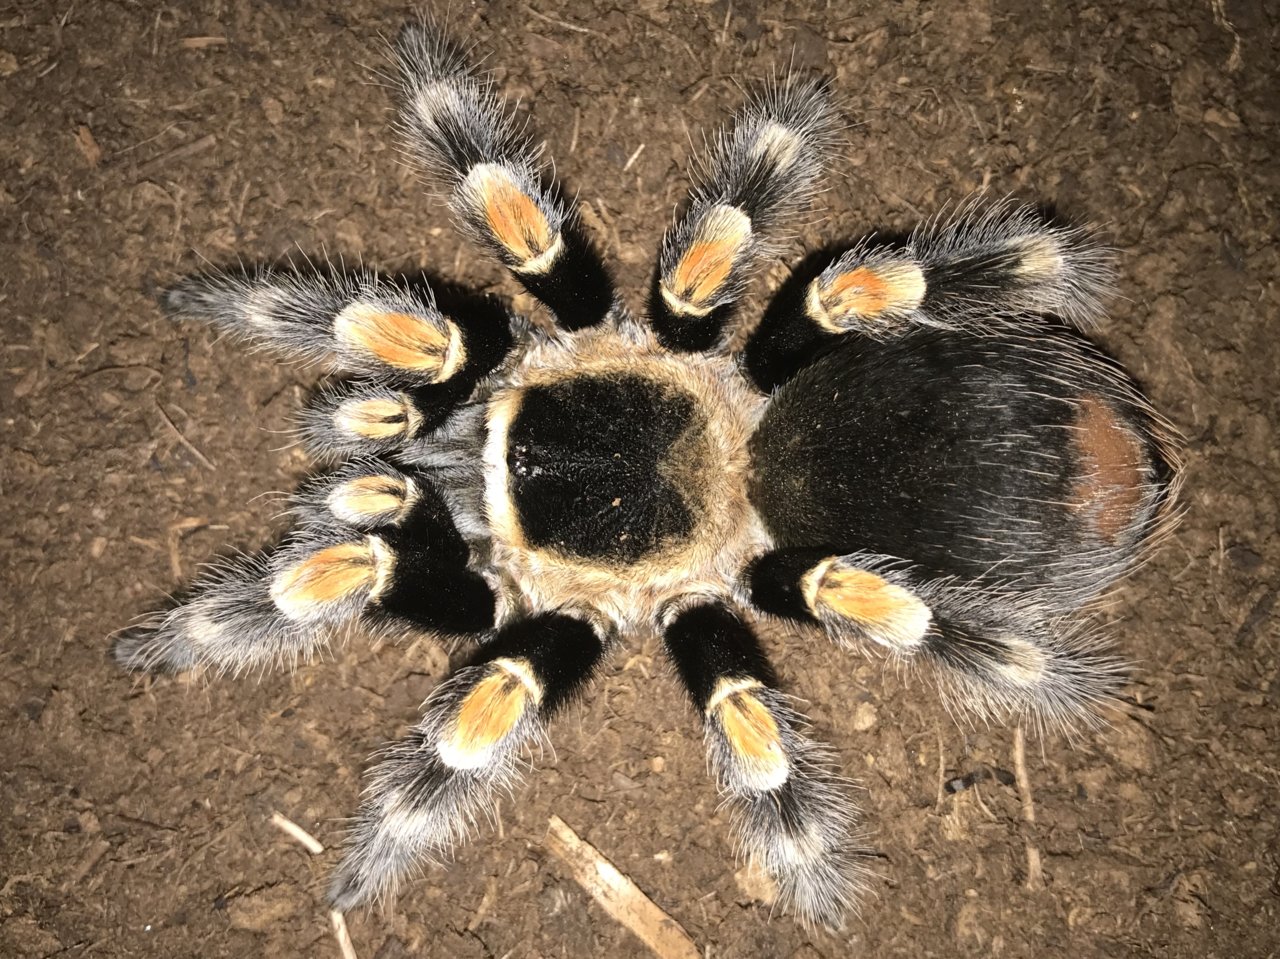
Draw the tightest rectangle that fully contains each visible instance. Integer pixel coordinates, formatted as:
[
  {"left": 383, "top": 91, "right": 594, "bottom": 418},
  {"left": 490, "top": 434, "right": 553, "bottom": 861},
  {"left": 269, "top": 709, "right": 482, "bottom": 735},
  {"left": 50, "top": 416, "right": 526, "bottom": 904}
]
[
  {"left": 661, "top": 601, "right": 865, "bottom": 928},
  {"left": 330, "top": 611, "right": 609, "bottom": 910}
]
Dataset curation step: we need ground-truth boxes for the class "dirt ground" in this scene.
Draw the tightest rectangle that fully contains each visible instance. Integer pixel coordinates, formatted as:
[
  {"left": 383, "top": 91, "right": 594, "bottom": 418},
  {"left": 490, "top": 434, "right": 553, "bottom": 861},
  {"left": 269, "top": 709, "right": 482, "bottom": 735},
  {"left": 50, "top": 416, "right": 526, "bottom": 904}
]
[{"left": 2, "top": 0, "right": 1277, "bottom": 957}]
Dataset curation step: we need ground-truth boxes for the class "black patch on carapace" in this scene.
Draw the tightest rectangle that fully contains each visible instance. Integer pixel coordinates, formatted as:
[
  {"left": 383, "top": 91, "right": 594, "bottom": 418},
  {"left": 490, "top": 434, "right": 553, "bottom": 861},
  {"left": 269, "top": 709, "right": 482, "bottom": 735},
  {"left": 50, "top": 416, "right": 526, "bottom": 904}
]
[
  {"left": 745, "top": 547, "right": 831, "bottom": 623},
  {"left": 748, "top": 327, "right": 1154, "bottom": 590},
  {"left": 507, "top": 374, "right": 698, "bottom": 563},
  {"left": 663, "top": 603, "right": 776, "bottom": 708},
  {"left": 373, "top": 479, "right": 495, "bottom": 635},
  {"left": 475, "top": 612, "right": 605, "bottom": 715},
  {"left": 648, "top": 270, "right": 735, "bottom": 353},
  {"left": 514, "top": 224, "right": 614, "bottom": 330}
]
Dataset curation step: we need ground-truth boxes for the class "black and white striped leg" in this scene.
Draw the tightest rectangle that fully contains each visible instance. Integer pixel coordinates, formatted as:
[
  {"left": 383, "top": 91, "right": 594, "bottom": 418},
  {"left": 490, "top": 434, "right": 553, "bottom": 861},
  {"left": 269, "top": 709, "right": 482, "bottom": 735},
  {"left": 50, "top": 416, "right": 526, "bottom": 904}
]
[
  {"left": 650, "top": 76, "right": 839, "bottom": 352},
  {"left": 747, "top": 548, "right": 1124, "bottom": 727},
  {"left": 164, "top": 267, "right": 514, "bottom": 388},
  {"left": 113, "top": 463, "right": 494, "bottom": 676},
  {"left": 393, "top": 18, "right": 613, "bottom": 329},
  {"left": 742, "top": 200, "right": 1115, "bottom": 391},
  {"left": 661, "top": 601, "right": 865, "bottom": 928},
  {"left": 298, "top": 378, "right": 484, "bottom": 461},
  {"left": 329, "top": 611, "right": 609, "bottom": 910}
]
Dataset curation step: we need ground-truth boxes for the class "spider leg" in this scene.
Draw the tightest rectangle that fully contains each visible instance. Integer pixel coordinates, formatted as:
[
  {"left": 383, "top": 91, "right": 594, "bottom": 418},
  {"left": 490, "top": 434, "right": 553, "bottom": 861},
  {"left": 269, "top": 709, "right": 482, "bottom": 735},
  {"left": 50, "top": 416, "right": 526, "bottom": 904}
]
[
  {"left": 746, "top": 548, "right": 1124, "bottom": 726},
  {"left": 743, "top": 200, "right": 1115, "bottom": 392},
  {"left": 113, "top": 461, "right": 494, "bottom": 675},
  {"left": 393, "top": 17, "right": 613, "bottom": 329},
  {"left": 164, "top": 266, "right": 518, "bottom": 459},
  {"left": 651, "top": 75, "right": 840, "bottom": 352},
  {"left": 329, "top": 611, "right": 610, "bottom": 910},
  {"left": 164, "top": 266, "right": 514, "bottom": 389},
  {"left": 297, "top": 377, "right": 484, "bottom": 461},
  {"left": 661, "top": 600, "right": 867, "bottom": 929}
]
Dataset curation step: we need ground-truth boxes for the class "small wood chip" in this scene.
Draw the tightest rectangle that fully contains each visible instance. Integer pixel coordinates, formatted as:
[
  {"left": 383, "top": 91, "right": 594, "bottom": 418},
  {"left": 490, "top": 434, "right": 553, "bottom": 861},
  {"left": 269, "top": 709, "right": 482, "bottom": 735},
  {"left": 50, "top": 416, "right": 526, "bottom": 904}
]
[
  {"left": 269, "top": 811, "right": 324, "bottom": 855},
  {"left": 75, "top": 125, "right": 102, "bottom": 168},
  {"left": 181, "top": 36, "right": 228, "bottom": 49},
  {"left": 545, "top": 815, "right": 699, "bottom": 959}
]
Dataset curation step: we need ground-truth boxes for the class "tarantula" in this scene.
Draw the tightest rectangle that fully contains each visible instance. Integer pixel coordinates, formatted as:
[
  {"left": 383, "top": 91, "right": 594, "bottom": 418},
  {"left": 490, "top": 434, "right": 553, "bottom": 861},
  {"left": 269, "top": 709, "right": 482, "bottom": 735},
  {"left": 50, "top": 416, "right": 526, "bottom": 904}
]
[{"left": 115, "top": 15, "right": 1181, "bottom": 929}]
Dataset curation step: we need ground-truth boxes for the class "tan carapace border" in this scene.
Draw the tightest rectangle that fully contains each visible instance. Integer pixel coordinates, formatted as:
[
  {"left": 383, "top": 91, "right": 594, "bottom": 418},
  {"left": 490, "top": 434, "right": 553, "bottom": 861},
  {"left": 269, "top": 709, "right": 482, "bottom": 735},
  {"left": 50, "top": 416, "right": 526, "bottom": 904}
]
[{"left": 482, "top": 322, "right": 772, "bottom": 629}]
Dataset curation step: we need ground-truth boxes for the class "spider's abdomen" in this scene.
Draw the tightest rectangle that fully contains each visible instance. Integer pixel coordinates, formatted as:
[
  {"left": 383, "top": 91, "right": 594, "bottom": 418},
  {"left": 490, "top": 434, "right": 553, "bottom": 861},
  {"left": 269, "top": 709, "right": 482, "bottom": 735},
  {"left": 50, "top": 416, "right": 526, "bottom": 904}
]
[
  {"left": 748, "top": 326, "right": 1178, "bottom": 608},
  {"left": 505, "top": 375, "right": 701, "bottom": 562}
]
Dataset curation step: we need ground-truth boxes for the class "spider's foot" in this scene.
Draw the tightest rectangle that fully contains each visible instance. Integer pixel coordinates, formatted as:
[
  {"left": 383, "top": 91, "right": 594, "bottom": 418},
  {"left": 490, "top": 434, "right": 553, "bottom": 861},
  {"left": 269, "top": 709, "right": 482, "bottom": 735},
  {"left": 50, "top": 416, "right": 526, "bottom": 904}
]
[
  {"left": 663, "top": 601, "right": 869, "bottom": 928},
  {"left": 652, "top": 73, "right": 840, "bottom": 351},
  {"left": 330, "top": 613, "right": 609, "bottom": 910}
]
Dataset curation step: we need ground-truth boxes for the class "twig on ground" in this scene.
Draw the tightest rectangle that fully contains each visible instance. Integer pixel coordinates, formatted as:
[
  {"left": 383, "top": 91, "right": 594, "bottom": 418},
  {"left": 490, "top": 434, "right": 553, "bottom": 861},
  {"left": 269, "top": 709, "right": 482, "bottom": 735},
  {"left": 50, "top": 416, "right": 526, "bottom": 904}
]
[
  {"left": 135, "top": 134, "right": 217, "bottom": 180},
  {"left": 545, "top": 814, "right": 699, "bottom": 959},
  {"left": 329, "top": 910, "right": 358, "bottom": 959},
  {"left": 622, "top": 143, "right": 646, "bottom": 172},
  {"left": 1012, "top": 725, "right": 1045, "bottom": 890},
  {"left": 466, "top": 877, "right": 498, "bottom": 932},
  {"left": 269, "top": 811, "right": 324, "bottom": 855},
  {"left": 155, "top": 399, "right": 217, "bottom": 469},
  {"left": 934, "top": 725, "right": 947, "bottom": 812},
  {"left": 167, "top": 517, "right": 209, "bottom": 581},
  {"left": 524, "top": 5, "right": 607, "bottom": 38},
  {"left": 181, "top": 36, "right": 228, "bottom": 50}
]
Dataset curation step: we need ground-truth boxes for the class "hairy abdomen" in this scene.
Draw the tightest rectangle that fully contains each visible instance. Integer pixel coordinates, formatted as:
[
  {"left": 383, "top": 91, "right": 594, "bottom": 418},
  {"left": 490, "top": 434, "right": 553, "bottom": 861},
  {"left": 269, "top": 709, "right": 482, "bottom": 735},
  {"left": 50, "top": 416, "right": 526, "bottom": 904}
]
[{"left": 748, "top": 327, "right": 1178, "bottom": 609}]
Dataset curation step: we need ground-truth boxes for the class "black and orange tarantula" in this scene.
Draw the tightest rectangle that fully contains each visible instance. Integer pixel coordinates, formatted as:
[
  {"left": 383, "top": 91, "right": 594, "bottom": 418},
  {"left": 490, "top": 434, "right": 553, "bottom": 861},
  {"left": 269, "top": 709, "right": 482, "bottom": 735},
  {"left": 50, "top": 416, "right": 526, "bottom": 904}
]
[{"left": 115, "top": 16, "right": 1182, "bottom": 929}]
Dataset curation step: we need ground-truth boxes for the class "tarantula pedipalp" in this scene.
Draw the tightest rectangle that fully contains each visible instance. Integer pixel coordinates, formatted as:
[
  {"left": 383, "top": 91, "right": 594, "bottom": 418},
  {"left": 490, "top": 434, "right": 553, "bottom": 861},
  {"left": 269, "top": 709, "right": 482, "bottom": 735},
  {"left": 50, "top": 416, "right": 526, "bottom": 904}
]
[{"left": 115, "top": 15, "right": 1182, "bottom": 931}]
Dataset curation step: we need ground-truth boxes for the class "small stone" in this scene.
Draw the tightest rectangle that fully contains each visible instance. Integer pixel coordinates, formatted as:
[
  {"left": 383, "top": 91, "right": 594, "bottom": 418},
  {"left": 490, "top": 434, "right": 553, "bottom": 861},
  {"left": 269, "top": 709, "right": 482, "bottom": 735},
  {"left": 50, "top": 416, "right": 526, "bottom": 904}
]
[
  {"left": 261, "top": 97, "right": 285, "bottom": 125},
  {"left": 852, "top": 701, "right": 878, "bottom": 731}
]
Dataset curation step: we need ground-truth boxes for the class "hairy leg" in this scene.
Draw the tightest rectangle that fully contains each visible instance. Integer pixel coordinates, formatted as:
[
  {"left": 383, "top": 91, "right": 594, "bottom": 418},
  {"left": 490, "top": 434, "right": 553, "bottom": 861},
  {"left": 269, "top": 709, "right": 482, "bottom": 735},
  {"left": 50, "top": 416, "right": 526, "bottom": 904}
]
[
  {"left": 651, "top": 75, "right": 839, "bottom": 351},
  {"left": 330, "top": 611, "right": 610, "bottom": 909},
  {"left": 661, "top": 600, "right": 866, "bottom": 928},
  {"left": 114, "top": 462, "right": 494, "bottom": 675},
  {"left": 393, "top": 17, "right": 614, "bottom": 328}
]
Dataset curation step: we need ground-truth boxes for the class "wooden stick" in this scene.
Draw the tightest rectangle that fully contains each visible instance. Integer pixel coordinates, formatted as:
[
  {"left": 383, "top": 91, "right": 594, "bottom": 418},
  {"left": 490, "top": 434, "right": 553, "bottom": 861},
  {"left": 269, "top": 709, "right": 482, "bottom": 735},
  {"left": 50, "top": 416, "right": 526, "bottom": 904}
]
[
  {"left": 269, "top": 811, "right": 324, "bottom": 855},
  {"left": 181, "top": 36, "right": 228, "bottom": 50},
  {"left": 329, "top": 910, "right": 358, "bottom": 959},
  {"left": 544, "top": 815, "right": 699, "bottom": 959},
  {"left": 135, "top": 134, "right": 217, "bottom": 179},
  {"left": 1012, "top": 725, "right": 1045, "bottom": 890},
  {"left": 154, "top": 399, "right": 217, "bottom": 469}
]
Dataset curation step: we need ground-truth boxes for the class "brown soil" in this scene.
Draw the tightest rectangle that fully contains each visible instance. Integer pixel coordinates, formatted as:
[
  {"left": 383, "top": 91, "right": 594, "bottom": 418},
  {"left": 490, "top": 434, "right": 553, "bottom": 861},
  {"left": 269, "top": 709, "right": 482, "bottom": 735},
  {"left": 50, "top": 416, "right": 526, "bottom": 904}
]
[{"left": 2, "top": 1, "right": 1277, "bottom": 957}]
